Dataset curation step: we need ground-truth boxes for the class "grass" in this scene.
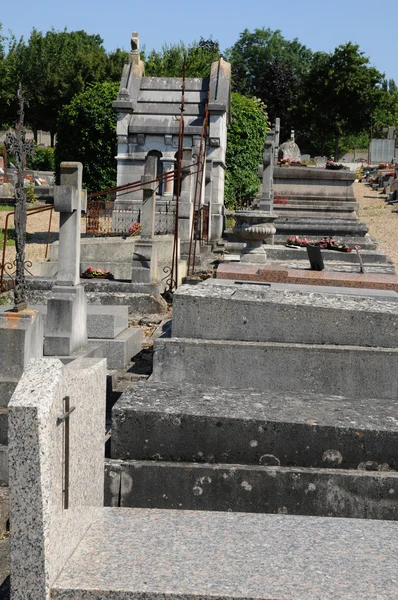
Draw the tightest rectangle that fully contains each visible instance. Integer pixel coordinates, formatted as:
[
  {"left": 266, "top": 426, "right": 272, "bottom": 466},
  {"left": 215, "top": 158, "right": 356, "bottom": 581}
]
[
  {"left": 0, "top": 227, "right": 16, "bottom": 247},
  {"left": 0, "top": 205, "right": 14, "bottom": 212}
]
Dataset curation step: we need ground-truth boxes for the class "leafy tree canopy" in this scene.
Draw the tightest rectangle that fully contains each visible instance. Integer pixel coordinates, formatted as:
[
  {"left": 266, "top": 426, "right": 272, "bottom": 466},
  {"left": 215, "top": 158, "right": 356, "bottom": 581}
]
[
  {"left": 143, "top": 37, "right": 220, "bottom": 78},
  {"left": 0, "top": 24, "right": 127, "bottom": 141},
  {"left": 224, "top": 93, "right": 268, "bottom": 208},
  {"left": 226, "top": 28, "right": 312, "bottom": 134},
  {"left": 55, "top": 81, "right": 119, "bottom": 193},
  {"left": 294, "top": 43, "right": 384, "bottom": 157}
]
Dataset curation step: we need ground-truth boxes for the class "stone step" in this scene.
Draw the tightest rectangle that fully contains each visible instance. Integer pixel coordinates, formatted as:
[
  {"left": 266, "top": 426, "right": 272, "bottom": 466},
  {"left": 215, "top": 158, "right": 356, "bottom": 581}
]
[
  {"left": 104, "top": 459, "right": 398, "bottom": 520},
  {"left": 259, "top": 246, "right": 390, "bottom": 264},
  {"left": 172, "top": 280, "right": 398, "bottom": 347},
  {"left": 111, "top": 382, "right": 398, "bottom": 469},
  {"left": 153, "top": 337, "right": 398, "bottom": 399},
  {"left": 273, "top": 235, "right": 378, "bottom": 250},
  {"left": 51, "top": 507, "right": 398, "bottom": 599},
  {"left": 275, "top": 202, "right": 358, "bottom": 212},
  {"left": 274, "top": 194, "right": 355, "bottom": 209},
  {"left": 276, "top": 210, "right": 358, "bottom": 220},
  {"left": 275, "top": 219, "right": 368, "bottom": 237},
  {"left": 95, "top": 327, "right": 142, "bottom": 369},
  {"left": 224, "top": 234, "right": 378, "bottom": 251},
  {"left": 264, "top": 260, "right": 396, "bottom": 275}
]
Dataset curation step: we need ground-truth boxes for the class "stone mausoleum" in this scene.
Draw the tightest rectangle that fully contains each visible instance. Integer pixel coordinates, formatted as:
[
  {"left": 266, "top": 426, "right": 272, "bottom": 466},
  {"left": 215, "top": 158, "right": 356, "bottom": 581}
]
[{"left": 112, "top": 33, "right": 231, "bottom": 242}]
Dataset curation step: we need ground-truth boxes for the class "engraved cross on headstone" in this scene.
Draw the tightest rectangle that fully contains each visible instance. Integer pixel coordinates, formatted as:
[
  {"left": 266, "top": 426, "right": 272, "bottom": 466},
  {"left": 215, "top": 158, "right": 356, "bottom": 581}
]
[
  {"left": 5, "top": 85, "right": 34, "bottom": 311},
  {"left": 57, "top": 396, "right": 76, "bottom": 509}
]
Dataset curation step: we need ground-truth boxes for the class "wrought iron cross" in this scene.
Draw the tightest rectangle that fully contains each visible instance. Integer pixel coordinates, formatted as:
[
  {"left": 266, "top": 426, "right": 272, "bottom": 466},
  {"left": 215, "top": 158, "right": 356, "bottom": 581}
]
[{"left": 5, "top": 85, "right": 34, "bottom": 311}]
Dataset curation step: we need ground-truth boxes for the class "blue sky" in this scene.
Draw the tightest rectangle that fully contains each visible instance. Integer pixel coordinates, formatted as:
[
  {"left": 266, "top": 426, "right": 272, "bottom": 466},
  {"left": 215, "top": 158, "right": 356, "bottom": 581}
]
[{"left": 1, "top": 0, "right": 397, "bottom": 83}]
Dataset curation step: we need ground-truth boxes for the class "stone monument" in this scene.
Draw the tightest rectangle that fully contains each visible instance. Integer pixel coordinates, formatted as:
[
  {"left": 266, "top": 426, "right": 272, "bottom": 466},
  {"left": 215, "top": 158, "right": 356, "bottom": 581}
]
[
  {"left": 278, "top": 130, "right": 301, "bottom": 163},
  {"left": 44, "top": 162, "right": 88, "bottom": 355},
  {"left": 112, "top": 32, "right": 231, "bottom": 242}
]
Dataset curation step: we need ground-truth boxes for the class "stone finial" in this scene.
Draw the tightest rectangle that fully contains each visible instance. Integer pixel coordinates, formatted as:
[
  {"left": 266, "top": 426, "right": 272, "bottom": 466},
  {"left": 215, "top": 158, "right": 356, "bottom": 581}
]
[
  {"left": 129, "top": 32, "right": 141, "bottom": 66},
  {"left": 290, "top": 130, "right": 295, "bottom": 142},
  {"left": 131, "top": 32, "right": 139, "bottom": 52}
]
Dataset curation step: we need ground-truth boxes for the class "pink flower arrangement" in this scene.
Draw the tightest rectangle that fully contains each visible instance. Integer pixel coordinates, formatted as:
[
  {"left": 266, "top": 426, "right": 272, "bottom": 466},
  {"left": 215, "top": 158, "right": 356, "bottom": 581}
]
[
  {"left": 287, "top": 235, "right": 309, "bottom": 247},
  {"left": 128, "top": 221, "right": 142, "bottom": 236}
]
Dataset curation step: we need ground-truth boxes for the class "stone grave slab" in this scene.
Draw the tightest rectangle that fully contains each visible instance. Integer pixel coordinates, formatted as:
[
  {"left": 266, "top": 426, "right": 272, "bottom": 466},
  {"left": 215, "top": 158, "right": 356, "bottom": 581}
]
[
  {"left": 105, "top": 459, "right": 398, "bottom": 520},
  {"left": 172, "top": 280, "right": 398, "bottom": 347},
  {"left": 153, "top": 337, "right": 398, "bottom": 400},
  {"left": 111, "top": 381, "right": 398, "bottom": 468},
  {"left": 51, "top": 508, "right": 398, "bottom": 600},
  {"left": 217, "top": 262, "right": 398, "bottom": 290}
]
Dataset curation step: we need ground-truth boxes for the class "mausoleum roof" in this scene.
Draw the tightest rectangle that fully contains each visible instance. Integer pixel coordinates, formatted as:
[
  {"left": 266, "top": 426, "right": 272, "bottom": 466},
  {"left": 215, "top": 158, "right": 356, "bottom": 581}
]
[{"left": 113, "top": 58, "right": 231, "bottom": 136}]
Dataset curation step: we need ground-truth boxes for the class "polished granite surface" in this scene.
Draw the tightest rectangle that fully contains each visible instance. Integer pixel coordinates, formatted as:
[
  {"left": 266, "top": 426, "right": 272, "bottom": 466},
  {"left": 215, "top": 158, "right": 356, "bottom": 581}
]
[{"left": 52, "top": 507, "right": 398, "bottom": 599}]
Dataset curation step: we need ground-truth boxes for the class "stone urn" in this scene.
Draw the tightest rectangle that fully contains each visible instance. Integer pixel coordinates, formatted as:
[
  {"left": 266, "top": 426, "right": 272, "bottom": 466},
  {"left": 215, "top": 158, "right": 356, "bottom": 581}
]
[{"left": 233, "top": 210, "right": 277, "bottom": 264}]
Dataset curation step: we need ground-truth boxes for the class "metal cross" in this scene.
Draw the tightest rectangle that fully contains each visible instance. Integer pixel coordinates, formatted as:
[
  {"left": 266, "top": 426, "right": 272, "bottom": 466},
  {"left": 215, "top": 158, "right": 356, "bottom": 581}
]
[
  {"left": 5, "top": 85, "right": 34, "bottom": 311},
  {"left": 57, "top": 396, "right": 76, "bottom": 510}
]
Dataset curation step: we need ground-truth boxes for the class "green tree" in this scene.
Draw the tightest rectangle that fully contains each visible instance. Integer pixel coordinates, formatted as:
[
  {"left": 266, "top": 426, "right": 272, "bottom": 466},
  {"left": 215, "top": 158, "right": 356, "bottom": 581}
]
[
  {"left": 55, "top": 81, "right": 119, "bottom": 193},
  {"left": 296, "top": 43, "right": 383, "bottom": 158},
  {"left": 224, "top": 93, "right": 268, "bottom": 208},
  {"left": 144, "top": 37, "right": 220, "bottom": 77},
  {"left": 105, "top": 48, "right": 130, "bottom": 82},
  {"left": 226, "top": 28, "right": 312, "bottom": 134},
  {"left": 371, "top": 88, "right": 398, "bottom": 137},
  {"left": 0, "top": 25, "right": 25, "bottom": 128},
  {"left": 27, "top": 147, "right": 55, "bottom": 172},
  {"left": 19, "top": 28, "right": 109, "bottom": 145}
]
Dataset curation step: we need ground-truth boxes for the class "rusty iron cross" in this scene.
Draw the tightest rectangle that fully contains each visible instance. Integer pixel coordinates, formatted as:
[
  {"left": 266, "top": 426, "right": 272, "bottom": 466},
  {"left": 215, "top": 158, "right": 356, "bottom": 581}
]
[{"left": 5, "top": 85, "right": 34, "bottom": 311}]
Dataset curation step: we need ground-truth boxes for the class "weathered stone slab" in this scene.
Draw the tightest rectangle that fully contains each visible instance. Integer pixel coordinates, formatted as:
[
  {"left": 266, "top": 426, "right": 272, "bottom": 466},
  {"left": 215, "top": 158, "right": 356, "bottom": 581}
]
[
  {"left": 172, "top": 281, "right": 398, "bottom": 347},
  {"left": 97, "top": 327, "right": 142, "bottom": 369},
  {"left": 52, "top": 508, "right": 398, "bottom": 599},
  {"left": 44, "top": 284, "right": 87, "bottom": 356},
  {"left": 86, "top": 305, "right": 129, "bottom": 339},
  {"left": 0, "top": 309, "right": 43, "bottom": 410},
  {"left": 105, "top": 459, "right": 398, "bottom": 520},
  {"left": 25, "top": 278, "right": 167, "bottom": 315},
  {"left": 8, "top": 357, "right": 106, "bottom": 600},
  {"left": 265, "top": 246, "right": 391, "bottom": 264},
  {"left": 0, "top": 309, "right": 43, "bottom": 382},
  {"left": 111, "top": 382, "right": 398, "bottom": 469},
  {"left": 273, "top": 165, "right": 356, "bottom": 200},
  {"left": 153, "top": 337, "right": 398, "bottom": 399},
  {"left": 33, "top": 304, "right": 129, "bottom": 340}
]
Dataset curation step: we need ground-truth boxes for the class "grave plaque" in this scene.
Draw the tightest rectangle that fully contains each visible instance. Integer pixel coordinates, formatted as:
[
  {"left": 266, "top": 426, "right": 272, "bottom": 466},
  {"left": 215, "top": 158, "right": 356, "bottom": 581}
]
[{"left": 307, "top": 245, "right": 325, "bottom": 271}]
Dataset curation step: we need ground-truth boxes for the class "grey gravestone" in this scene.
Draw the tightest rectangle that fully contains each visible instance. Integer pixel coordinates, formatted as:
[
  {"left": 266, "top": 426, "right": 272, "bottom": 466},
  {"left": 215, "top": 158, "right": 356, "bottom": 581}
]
[
  {"left": 44, "top": 163, "right": 88, "bottom": 355},
  {"left": 8, "top": 357, "right": 106, "bottom": 599}
]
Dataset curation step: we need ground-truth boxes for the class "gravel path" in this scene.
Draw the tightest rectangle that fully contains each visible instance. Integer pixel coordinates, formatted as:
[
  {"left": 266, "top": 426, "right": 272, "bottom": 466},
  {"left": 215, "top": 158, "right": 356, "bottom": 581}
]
[
  {"left": 353, "top": 182, "right": 398, "bottom": 270},
  {"left": 0, "top": 207, "right": 86, "bottom": 266}
]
